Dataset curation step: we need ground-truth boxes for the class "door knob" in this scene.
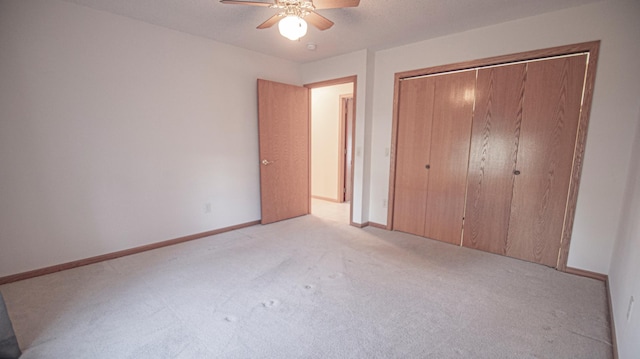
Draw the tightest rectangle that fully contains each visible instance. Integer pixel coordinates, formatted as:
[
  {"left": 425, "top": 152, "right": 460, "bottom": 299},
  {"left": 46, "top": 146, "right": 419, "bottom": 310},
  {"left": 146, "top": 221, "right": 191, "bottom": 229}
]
[
  {"left": 513, "top": 170, "right": 521, "bottom": 175},
  {"left": 262, "top": 159, "right": 273, "bottom": 166}
]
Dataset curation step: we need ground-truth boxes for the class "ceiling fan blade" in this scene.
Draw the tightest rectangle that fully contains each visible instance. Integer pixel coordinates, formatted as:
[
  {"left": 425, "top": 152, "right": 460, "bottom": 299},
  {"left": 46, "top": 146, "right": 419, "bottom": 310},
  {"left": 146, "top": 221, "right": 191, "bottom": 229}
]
[
  {"left": 257, "top": 14, "right": 282, "bottom": 29},
  {"left": 305, "top": 11, "right": 334, "bottom": 30},
  {"left": 219, "top": 0, "right": 273, "bottom": 7},
  {"left": 312, "top": 0, "right": 360, "bottom": 9}
]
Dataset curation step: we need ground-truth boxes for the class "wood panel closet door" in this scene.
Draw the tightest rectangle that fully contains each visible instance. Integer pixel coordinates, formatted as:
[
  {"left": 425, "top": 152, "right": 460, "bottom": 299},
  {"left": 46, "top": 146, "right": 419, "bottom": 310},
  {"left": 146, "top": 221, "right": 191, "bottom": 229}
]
[
  {"left": 463, "top": 64, "right": 526, "bottom": 254},
  {"left": 424, "top": 71, "right": 476, "bottom": 244},
  {"left": 507, "top": 55, "right": 588, "bottom": 266},
  {"left": 392, "top": 77, "right": 435, "bottom": 236}
]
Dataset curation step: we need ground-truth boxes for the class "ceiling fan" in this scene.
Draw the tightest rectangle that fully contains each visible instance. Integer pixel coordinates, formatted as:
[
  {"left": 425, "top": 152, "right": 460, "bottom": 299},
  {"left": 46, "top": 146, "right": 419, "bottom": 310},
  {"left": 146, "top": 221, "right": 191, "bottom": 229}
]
[{"left": 220, "top": 0, "right": 360, "bottom": 41}]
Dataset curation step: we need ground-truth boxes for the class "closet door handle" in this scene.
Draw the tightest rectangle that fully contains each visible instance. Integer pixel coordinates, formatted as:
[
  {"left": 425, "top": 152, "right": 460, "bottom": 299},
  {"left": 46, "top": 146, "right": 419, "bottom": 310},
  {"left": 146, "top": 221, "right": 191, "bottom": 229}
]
[
  {"left": 513, "top": 170, "right": 521, "bottom": 175},
  {"left": 425, "top": 164, "right": 431, "bottom": 169}
]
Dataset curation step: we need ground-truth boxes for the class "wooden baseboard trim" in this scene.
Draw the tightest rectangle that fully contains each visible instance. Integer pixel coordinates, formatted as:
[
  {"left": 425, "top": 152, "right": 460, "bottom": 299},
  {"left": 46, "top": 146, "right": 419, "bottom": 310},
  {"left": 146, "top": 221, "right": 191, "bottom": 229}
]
[
  {"left": 0, "top": 220, "right": 261, "bottom": 285},
  {"left": 311, "top": 195, "right": 341, "bottom": 203},
  {"left": 368, "top": 222, "right": 387, "bottom": 229},
  {"left": 350, "top": 221, "right": 369, "bottom": 228},
  {"left": 349, "top": 221, "right": 387, "bottom": 229},
  {"left": 564, "top": 266, "right": 608, "bottom": 281},
  {"left": 565, "top": 266, "right": 616, "bottom": 357},
  {"left": 605, "top": 277, "right": 619, "bottom": 359}
]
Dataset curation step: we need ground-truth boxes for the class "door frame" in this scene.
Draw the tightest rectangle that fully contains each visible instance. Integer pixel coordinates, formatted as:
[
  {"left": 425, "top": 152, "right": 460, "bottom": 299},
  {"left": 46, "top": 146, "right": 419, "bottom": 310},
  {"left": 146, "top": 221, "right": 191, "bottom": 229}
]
[
  {"left": 305, "top": 75, "right": 357, "bottom": 225},
  {"left": 338, "top": 94, "right": 354, "bottom": 203},
  {"left": 386, "top": 41, "right": 600, "bottom": 271}
]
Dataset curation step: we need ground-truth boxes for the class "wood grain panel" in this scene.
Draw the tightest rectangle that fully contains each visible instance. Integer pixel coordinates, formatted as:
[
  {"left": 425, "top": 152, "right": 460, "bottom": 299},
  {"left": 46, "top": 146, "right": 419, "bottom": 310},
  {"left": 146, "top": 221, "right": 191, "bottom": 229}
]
[
  {"left": 386, "top": 73, "right": 404, "bottom": 229},
  {"left": 392, "top": 77, "right": 435, "bottom": 236},
  {"left": 387, "top": 41, "right": 599, "bottom": 270},
  {"left": 463, "top": 64, "right": 526, "bottom": 254},
  {"left": 258, "top": 79, "right": 310, "bottom": 224},
  {"left": 423, "top": 70, "right": 476, "bottom": 244},
  {"left": 338, "top": 96, "right": 347, "bottom": 202},
  {"left": 507, "top": 55, "right": 587, "bottom": 267},
  {"left": 396, "top": 41, "right": 598, "bottom": 80},
  {"left": 337, "top": 95, "right": 354, "bottom": 202},
  {"left": 344, "top": 97, "right": 354, "bottom": 202}
]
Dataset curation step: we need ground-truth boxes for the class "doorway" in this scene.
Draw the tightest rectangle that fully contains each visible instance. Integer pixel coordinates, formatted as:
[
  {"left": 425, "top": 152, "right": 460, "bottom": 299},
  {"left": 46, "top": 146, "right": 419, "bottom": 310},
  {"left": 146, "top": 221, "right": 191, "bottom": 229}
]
[{"left": 305, "top": 77, "right": 356, "bottom": 224}]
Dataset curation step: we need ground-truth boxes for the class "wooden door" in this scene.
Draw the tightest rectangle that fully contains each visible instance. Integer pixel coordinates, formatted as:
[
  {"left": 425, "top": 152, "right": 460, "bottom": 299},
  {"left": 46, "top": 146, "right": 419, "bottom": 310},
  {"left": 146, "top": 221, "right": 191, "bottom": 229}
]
[
  {"left": 507, "top": 55, "right": 588, "bottom": 266},
  {"left": 392, "top": 77, "right": 435, "bottom": 236},
  {"left": 257, "top": 79, "right": 310, "bottom": 224},
  {"left": 344, "top": 97, "right": 354, "bottom": 202},
  {"left": 423, "top": 70, "right": 476, "bottom": 244},
  {"left": 463, "top": 64, "right": 527, "bottom": 254}
]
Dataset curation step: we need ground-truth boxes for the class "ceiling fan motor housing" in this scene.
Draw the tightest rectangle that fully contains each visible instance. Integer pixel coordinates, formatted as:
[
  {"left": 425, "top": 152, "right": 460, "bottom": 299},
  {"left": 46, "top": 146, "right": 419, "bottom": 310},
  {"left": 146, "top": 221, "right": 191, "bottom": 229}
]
[{"left": 220, "top": 0, "right": 361, "bottom": 34}]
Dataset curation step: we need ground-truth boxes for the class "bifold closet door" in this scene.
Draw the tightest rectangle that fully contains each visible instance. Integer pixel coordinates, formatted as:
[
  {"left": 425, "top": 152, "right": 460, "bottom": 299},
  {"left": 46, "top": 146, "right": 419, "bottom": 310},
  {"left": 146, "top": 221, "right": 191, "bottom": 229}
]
[
  {"left": 507, "top": 55, "right": 588, "bottom": 267},
  {"left": 392, "top": 77, "right": 435, "bottom": 236},
  {"left": 423, "top": 70, "right": 475, "bottom": 244},
  {"left": 463, "top": 55, "right": 587, "bottom": 267},
  {"left": 463, "top": 63, "right": 527, "bottom": 255},
  {"left": 393, "top": 71, "right": 475, "bottom": 244}
]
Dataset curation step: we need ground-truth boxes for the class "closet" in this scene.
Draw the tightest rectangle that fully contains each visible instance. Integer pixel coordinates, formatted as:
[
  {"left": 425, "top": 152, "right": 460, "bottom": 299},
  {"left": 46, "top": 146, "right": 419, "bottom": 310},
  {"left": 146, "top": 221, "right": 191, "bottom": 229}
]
[
  {"left": 393, "top": 70, "right": 475, "bottom": 245},
  {"left": 464, "top": 55, "right": 587, "bottom": 266},
  {"left": 389, "top": 43, "right": 597, "bottom": 269}
]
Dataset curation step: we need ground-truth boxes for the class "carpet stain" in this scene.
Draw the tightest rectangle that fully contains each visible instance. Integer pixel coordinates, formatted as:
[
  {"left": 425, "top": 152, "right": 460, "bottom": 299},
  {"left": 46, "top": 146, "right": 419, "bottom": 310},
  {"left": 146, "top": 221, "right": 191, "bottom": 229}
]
[
  {"left": 552, "top": 309, "right": 567, "bottom": 318},
  {"left": 262, "top": 299, "right": 280, "bottom": 308},
  {"left": 329, "top": 272, "right": 344, "bottom": 279}
]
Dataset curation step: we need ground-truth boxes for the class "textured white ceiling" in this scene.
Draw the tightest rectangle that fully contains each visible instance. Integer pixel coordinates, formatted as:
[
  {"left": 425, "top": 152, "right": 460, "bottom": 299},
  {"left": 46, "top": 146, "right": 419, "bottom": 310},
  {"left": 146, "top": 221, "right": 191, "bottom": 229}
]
[{"left": 61, "top": 0, "right": 603, "bottom": 63}]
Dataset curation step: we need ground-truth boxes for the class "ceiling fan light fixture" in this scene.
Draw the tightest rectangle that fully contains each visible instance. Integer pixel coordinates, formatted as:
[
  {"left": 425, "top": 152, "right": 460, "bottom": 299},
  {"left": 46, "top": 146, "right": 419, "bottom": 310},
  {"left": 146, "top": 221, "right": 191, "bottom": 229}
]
[{"left": 278, "top": 15, "right": 308, "bottom": 41}]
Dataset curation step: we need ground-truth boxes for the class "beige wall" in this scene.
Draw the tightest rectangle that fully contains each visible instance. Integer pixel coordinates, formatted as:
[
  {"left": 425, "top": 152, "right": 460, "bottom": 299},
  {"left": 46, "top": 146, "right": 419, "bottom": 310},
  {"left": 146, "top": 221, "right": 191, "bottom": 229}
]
[
  {"left": 0, "top": 0, "right": 301, "bottom": 277},
  {"left": 311, "top": 84, "right": 353, "bottom": 201},
  {"left": 609, "top": 116, "right": 640, "bottom": 359}
]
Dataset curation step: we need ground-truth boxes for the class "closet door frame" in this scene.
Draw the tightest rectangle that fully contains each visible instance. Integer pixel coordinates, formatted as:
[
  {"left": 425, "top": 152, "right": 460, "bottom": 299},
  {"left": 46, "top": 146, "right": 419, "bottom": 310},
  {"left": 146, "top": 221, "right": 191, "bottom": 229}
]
[{"left": 386, "top": 41, "right": 600, "bottom": 271}]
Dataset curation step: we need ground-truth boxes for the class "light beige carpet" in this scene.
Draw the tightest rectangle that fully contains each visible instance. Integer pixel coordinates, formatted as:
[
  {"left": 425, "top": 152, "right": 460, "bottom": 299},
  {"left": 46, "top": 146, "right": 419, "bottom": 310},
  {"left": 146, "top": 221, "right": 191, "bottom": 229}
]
[{"left": 0, "top": 206, "right": 611, "bottom": 358}]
